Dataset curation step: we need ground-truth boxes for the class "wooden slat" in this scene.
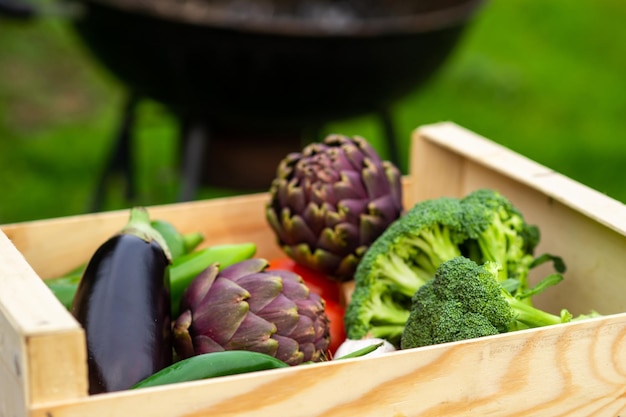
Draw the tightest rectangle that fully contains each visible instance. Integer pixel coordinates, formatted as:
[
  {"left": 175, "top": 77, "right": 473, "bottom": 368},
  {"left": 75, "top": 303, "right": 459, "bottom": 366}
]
[
  {"left": 26, "top": 331, "right": 88, "bottom": 404},
  {"left": 0, "top": 231, "right": 88, "bottom": 410},
  {"left": 29, "top": 315, "right": 626, "bottom": 417},
  {"left": 0, "top": 311, "right": 28, "bottom": 417},
  {"left": 414, "top": 122, "right": 626, "bottom": 234},
  {"left": 409, "top": 126, "right": 466, "bottom": 203}
]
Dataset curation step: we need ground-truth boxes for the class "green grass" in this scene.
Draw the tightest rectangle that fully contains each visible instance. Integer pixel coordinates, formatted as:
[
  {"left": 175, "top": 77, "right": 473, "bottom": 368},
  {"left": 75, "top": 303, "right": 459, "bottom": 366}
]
[{"left": 1, "top": 0, "right": 625, "bottom": 223}]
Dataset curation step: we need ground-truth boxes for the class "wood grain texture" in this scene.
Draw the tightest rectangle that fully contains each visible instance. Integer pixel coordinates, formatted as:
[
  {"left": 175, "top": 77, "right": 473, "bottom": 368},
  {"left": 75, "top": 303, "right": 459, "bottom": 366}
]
[
  {"left": 0, "top": 312, "right": 28, "bottom": 417},
  {"left": 414, "top": 122, "right": 626, "bottom": 235},
  {"left": 29, "top": 315, "right": 626, "bottom": 417}
]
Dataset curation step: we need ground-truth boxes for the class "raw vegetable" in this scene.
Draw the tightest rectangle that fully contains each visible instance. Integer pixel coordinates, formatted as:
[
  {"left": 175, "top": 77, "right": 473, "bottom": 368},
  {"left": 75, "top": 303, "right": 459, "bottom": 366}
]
[
  {"left": 150, "top": 219, "right": 204, "bottom": 259},
  {"left": 344, "top": 189, "right": 565, "bottom": 346},
  {"left": 401, "top": 256, "right": 601, "bottom": 349},
  {"left": 333, "top": 338, "right": 395, "bottom": 359},
  {"left": 71, "top": 207, "right": 173, "bottom": 394},
  {"left": 333, "top": 341, "right": 386, "bottom": 359},
  {"left": 44, "top": 265, "right": 83, "bottom": 310},
  {"left": 132, "top": 339, "right": 383, "bottom": 390},
  {"left": 172, "top": 259, "right": 330, "bottom": 366},
  {"left": 132, "top": 351, "right": 289, "bottom": 389},
  {"left": 265, "top": 133, "right": 403, "bottom": 282},
  {"left": 318, "top": 299, "right": 346, "bottom": 358}
]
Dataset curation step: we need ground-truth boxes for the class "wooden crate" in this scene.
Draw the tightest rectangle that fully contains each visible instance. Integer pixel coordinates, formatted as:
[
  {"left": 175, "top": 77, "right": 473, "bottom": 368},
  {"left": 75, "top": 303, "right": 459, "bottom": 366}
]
[{"left": 2, "top": 122, "right": 626, "bottom": 417}]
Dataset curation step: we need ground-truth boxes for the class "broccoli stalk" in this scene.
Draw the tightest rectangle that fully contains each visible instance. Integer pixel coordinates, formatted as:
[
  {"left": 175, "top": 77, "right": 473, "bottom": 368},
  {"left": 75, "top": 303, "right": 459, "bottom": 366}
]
[
  {"left": 504, "top": 290, "right": 571, "bottom": 329},
  {"left": 403, "top": 224, "right": 463, "bottom": 277},
  {"left": 379, "top": 250, "right": 433, "bottom": 297},
  {"left": 346, "top": 279, "right": 411, "bottom": 341}
]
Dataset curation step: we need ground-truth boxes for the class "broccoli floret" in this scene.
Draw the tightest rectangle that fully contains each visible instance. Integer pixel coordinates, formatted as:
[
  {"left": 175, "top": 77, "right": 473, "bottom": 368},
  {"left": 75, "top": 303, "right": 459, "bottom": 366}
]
[
  {"left": 400, "top": 257, "right": 571, "bottom": 349},
  {"left": 460, "top": 189, "right": 542, "bottom": 290},
  {"left": 344, "top": 188, "right": 565, "bottom": 346}
]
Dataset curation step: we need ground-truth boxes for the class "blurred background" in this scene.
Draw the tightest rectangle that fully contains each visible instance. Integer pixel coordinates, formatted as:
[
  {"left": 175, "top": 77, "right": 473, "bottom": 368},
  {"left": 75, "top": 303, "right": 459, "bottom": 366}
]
[{"left": 1, "top": 0, "right": 625, "bottom": 224}]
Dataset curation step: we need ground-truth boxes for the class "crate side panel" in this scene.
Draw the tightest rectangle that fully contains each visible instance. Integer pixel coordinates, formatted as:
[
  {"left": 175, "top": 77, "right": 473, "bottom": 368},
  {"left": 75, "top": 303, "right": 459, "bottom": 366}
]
[
  {"left": 532, "top": 199, "right": 626, "bottom": 315},
  {"left": 416, "top": 122, "right": 626, "bottom": 234},
  {"left": 0, "top": 231, "right": 80, "bottom": 334},
  {"left": 408, "top": 127, "right": 465, "bottom": 204},
  {"left": 0, "top": 361, "right": 27, "bottom": 417},
  {"left": 27, "top": 331, "right": 88, "bottom": 404},
  {"left": 0, "top": 231, "right": 88, "bottom": 406},
  {"left": 415, "top": 122, "right": 556, "bottom": 192},
  {"left": 1, "top": 193, "right": 281, "bottom": 279},
  {"left": 1, "top": 212, "right": 127, "bottom": 279},
  {"left": 0, "top": 312, "right": 28, "bottom": 417},
  {"left": 30, "top": 316, "right": 626, "bottom": 417}
]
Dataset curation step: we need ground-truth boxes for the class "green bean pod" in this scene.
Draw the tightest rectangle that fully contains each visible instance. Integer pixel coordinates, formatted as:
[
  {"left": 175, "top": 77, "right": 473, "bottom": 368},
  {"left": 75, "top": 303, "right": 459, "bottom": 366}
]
[{"left": 132, "top": 350, "right": 288, "bottom": 389}]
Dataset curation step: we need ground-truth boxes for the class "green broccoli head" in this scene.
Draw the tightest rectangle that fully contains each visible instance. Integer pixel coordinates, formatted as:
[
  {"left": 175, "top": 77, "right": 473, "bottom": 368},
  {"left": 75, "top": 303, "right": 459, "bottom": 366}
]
[
  {"left": 344, "top": 188, "right": 565, "bottom": 346},
  {"left": 400, "top": 256, "right": 570, "bottom": 349},
  {"left": 401, "top": 283, "right": 501, "bottom": 348},
  {"left": 429, "top": 257, "right": 513, "bottom": 333}
]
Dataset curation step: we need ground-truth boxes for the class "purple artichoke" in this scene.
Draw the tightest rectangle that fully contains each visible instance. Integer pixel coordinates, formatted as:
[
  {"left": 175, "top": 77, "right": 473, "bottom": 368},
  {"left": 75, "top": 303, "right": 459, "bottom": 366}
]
[
  {"left": 266, "top": 134, "right": 403, "bottom": 282},
  {"left": 173, "top": 259, "right": 330, "bottom": 366}
]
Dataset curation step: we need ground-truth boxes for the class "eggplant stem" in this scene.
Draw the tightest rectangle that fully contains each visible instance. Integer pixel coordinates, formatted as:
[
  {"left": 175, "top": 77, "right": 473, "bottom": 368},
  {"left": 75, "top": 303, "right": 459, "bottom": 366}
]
[{"left": 123, "top": 207, "right": 172, "bottom": 262}]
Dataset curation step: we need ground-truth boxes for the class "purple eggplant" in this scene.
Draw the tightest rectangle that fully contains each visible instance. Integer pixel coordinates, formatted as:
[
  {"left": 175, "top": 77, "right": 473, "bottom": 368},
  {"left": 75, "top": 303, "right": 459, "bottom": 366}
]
[{"left": 71, "top": 207, "right": 173, "bottom": 394}]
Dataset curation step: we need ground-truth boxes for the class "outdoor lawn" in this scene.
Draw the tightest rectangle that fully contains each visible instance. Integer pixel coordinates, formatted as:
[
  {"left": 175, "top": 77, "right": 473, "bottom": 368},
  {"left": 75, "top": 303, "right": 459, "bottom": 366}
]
[{"left": 1, "top": 0, "right": 625, "bottom": 224}]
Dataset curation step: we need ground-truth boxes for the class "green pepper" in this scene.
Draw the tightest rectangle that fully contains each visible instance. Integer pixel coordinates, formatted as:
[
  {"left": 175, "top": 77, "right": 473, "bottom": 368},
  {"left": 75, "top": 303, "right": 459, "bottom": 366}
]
[
  {"left": 43, "top": 264, "right": 84, "bottom": 310},
  {"left": 150, "top": 220, "right": 204, "bottom": 260},
  {"left": 46, "top": 280, "right": 81, "bottom": 310},
  {"left": 131, "top": 350, "right": 288, "bottom": 389}
]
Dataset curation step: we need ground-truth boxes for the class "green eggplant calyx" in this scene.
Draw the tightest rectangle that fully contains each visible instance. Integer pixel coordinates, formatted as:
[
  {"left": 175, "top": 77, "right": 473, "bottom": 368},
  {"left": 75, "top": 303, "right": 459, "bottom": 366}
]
[{"left": 123, "top": 207, "right": 173, "bottom": 263}]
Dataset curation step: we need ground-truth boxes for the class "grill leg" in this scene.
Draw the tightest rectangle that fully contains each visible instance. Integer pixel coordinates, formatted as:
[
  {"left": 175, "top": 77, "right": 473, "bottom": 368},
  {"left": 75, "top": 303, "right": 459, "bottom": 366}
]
[
  {"left": 379, "top": 106, "right": 402, "bottom": 170},
  {"left": 178, "top": 118, "right": 208, "bottom": 202},
  {"left": 90, "top": 94, "right": 138, "bottom": 212}
]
